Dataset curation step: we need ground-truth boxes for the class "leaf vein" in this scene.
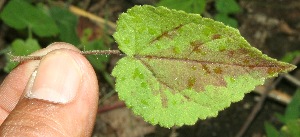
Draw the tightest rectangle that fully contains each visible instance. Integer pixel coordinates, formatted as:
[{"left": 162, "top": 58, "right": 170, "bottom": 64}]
[{"left": 135, "top": 55, "right": 280, "bottom": 68}]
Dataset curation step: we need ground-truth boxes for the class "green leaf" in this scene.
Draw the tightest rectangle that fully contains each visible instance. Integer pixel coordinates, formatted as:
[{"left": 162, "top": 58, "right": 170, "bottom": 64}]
[
  {"left": 4, "top": 61, "right": 19, "bottom": 73},
  {"left": 11, "top": 38, "right": 41, "bottom": 55},
  {"left": 50, "top": 6, "right": 80, "bottom": 45},
  {"left": 269, "top": 90, "right": 300, "bottom": 137},
  {"left": 157, "top": 0, "right": 206, "bottom": 14},
  {"left": 275, "top": 113, "right": 286, "bottom": 123},
  {"left": 283, "top": 90, "right": 300, "bottom": 122},
  {"left": 4, "top": 38, "right": 41, "bottom": 72},
  {"left": 215, "top": 0, "right": 241, "bottom": 14},
  {"left": 281, "top": 50, "right": 300, "bottom": 63},
  {"left": 112, "top": 5, "right": 296, "bottom": 127},
  {"left": 80, "top": 28, "right": 93, "bottom": 45},
  {"left": 215, "top": 13, "right": 238, "bottom": 28},
  {"left": 284, "top": 120, "right": 300, "bottom": 137},
  {"left": 0, "top": 0, "right": 59, "bottom": 37},
  {"left": 264, "top": 122, "right": 280, "bottom": 137}
]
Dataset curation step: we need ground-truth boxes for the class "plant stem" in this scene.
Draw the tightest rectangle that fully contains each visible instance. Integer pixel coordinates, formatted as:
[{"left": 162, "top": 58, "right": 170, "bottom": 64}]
[
  {"left": 80, "top": 49, "right": 121, "bottom": 55},
  {"left": 10, "top": 50, "right": 122, "bottom": 62}
]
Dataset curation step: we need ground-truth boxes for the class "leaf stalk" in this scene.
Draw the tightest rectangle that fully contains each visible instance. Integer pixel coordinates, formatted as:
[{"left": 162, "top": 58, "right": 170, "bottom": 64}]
[{"left": 9, "top": 50, "right": 122, "bottom": 62}]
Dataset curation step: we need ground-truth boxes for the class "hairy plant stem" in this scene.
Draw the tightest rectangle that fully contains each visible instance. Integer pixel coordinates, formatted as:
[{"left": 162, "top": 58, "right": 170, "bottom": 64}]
[{"left": 9, "top": 50, "right": 122, "bottom": 62}]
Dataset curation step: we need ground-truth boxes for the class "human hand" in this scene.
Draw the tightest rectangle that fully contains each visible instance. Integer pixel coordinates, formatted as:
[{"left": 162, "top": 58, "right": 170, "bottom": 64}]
[{"left": 0, "top": 42, "right": 99, "bottom": 136}]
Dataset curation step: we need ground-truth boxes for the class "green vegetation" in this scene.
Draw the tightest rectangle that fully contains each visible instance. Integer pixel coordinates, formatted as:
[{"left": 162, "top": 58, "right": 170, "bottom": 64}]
[
  {"left": 265, "top": 90, "right": 300, "bottom": 137},
  {"left": 215, "top": 0, "right": 241, "bottom": 27},
  {"left": 157, "top": 0, "right": 241, "bottom": 27},
  {"left": 157, "top": 0, "right": 206, "bottom": 14},
  {"left": 112, "top": 5, "right": 294, "bottom": 127},
  {"left": 0, "top": 0, "right": 109, "bottom": 73},
  {"left": 0, "top": 1, "right": 296, "bottom": 128},
  {"left": 281, "top": 50, "right": 300, "bottom": 63}
]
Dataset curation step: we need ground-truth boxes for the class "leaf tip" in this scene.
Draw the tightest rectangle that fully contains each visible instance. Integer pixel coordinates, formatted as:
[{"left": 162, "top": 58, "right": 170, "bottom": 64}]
[{"left": 268, "top": 62, "right": 296, "bottom": 77}]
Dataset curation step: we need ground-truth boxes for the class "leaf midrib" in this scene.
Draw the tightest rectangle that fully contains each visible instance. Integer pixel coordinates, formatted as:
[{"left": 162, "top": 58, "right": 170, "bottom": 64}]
[{"left": 135, "top": 55, "right": 280, "bottom": 69}]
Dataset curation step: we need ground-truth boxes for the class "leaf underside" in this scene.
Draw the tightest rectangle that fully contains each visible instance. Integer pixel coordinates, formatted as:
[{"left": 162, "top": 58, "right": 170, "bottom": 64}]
[{"left": 112, "top": 5, "right": 296, "bottom": 127}]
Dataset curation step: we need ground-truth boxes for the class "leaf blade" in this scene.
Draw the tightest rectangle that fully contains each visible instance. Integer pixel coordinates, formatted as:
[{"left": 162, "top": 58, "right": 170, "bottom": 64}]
[{"left": 112, "top": 5, "right": 296, "bottom": 127}]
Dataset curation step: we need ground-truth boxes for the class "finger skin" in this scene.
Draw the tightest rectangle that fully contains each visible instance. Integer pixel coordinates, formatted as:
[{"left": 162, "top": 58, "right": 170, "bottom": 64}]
[
  {"left": 0, "top": 42, "right": 80, "bottom": 123},
  {"left": 0, "top": 43, "right": 99, "bottom": 136}
]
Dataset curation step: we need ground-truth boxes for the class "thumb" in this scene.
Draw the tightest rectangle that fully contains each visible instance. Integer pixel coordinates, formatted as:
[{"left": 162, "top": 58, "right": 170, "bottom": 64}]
[{"left": 0, "top": 48, "right": 99, "bottom": 136}]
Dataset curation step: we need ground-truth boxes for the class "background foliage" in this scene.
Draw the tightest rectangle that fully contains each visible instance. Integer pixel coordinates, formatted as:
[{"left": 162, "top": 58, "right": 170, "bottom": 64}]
[
  {"left": 157, "top": 0, "right": 241, "bottom": 27},
  {"left": 265, "top": 89, "right": 300, "bottom": 137},
  {"left": 0, "top": 0, "right": 109, "bottom": 73}
]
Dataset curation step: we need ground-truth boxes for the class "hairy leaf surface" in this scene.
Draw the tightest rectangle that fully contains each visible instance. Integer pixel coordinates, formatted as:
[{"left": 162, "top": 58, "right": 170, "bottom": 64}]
[{"left": 112, "top": 5, "right": 296, "bottom": 127}]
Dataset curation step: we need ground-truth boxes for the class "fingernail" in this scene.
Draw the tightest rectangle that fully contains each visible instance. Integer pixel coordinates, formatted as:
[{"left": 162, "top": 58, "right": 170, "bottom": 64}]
[{"left": 25, "top": 51, "right": 82, "bottom": 103}]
